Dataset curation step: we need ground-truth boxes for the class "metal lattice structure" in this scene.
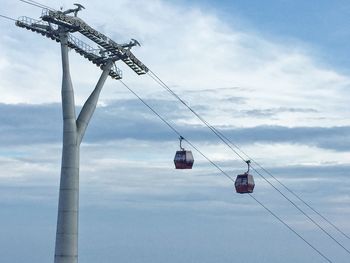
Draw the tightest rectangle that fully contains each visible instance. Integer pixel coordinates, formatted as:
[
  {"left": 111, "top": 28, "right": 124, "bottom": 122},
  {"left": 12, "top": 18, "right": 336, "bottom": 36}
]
[
  {"left": 15, "top": 5, "right": 148, "bottom": 263},
  {"left": 16, "top": 8, "right": 149, "bottom": 79}
]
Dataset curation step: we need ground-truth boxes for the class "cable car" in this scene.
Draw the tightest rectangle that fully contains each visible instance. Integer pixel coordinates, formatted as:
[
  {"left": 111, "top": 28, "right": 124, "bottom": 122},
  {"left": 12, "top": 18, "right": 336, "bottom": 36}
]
[
  {"left": 235, "top": 160, "right": 255, "bottom": 194},
  {"left": 174, "top": 136, "right": 194, "bottom": 169}
]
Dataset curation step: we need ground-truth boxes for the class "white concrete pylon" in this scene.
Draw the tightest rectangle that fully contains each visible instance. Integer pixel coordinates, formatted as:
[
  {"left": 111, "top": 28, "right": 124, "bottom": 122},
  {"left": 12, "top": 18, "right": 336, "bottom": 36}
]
[{"left": 54, "top": 32, "right": 112, "bottom": 263}]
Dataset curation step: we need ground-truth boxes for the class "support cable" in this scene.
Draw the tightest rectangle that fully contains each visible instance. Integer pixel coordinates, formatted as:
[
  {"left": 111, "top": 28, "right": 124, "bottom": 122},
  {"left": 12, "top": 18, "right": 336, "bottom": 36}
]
[
  {"left": 118, "top": 79, "right": 333, "bottom": 263},
  {"left": 19, "top": 0, "right": 56, "bottom": 10},
  {"left": 119, "top": 80, "right": 233, "bottom": 183},
  {"left": 19, "top": 0, "right": 47, "bottom": 9},
  {"left": 252, "top": 165, "right": 350, "bottom": 255},
  {"left": 119, "top": 80, "right": 180, "bottom": 138},
  {"left": 0, "top": 14, "right": 17, "bottom": 22},
  {"left": 249, "top": 194, "right": 332, "bottom": 263},
  {"left": 147, "top": 70, "right": 350, "bottom": 252},
  {"left": 26, "top": 0, "right": 56, "bottom": 10}
]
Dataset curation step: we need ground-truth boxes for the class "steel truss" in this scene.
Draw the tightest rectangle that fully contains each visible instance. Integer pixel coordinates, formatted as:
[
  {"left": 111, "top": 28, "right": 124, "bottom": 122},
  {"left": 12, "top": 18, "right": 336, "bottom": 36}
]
[{"left": 16, "top": 8, "right": 149, "bottom": 80}]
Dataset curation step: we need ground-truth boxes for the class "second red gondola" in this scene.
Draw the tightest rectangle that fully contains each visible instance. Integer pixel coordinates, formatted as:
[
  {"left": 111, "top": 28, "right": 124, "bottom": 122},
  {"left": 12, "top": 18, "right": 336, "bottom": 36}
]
[
  {"left": 235, "top": 160, "right": 255, "bottom": 194},
  {"left": 174, "top": 136, "right": 194, "bottom": 169}
]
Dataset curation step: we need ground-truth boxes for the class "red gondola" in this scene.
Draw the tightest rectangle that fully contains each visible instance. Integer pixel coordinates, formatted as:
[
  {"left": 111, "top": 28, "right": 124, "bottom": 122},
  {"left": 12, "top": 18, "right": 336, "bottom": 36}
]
[
  {"left": 235, "top": 160, "right": 255, "bottom": 194},
  {"left": 174, "top": 136, "right": 194, "bottom": 169}
]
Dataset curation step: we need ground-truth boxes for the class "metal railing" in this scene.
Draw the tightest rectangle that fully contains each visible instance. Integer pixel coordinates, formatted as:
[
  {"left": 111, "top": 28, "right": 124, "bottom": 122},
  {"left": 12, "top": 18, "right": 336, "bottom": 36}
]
[{"left": 16, "top": 15, "right": 123, "bottom": 79}]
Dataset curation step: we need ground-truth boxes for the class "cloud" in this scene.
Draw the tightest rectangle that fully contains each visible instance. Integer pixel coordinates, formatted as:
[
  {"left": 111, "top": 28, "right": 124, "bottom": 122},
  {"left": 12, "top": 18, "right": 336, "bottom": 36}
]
[
  {"left": 0, "top": 102, "right": 350, "bottom": 151},
  {"left": 1, "top": 101, "right": 349, "bottom": 152},
  {"left": 218, "top": 125, "right": 350, "bottom": 152},
  {"left": 0, "top": 0, "right": 349, "bottom": 129},
  {"left": 0, "top": 103, "right": 61, "bottom": 145},
  {"left": 241, "top": 107, "right": 318, "bottom": 118}
]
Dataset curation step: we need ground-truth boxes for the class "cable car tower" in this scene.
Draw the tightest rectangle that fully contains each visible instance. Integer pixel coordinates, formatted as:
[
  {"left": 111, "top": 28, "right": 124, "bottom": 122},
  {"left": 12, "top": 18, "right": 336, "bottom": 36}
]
[{"left": 15, "top": 4, "right": 148, "bottom": 263}]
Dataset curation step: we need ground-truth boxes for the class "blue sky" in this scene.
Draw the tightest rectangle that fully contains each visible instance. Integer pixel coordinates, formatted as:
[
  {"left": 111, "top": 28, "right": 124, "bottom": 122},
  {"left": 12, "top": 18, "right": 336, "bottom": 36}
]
[
  {"left": 187, "top": 0, "right": 350, "bottom": 70},
  {"left": 1, "top": 0, "right": 350, "bottom": 263}
]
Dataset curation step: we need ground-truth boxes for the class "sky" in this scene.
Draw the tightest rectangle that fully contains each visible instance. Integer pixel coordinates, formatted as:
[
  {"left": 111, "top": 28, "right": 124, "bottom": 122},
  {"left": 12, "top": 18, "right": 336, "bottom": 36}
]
[{"left": 0, "top": 0, "right": 350, "bottom": 262}]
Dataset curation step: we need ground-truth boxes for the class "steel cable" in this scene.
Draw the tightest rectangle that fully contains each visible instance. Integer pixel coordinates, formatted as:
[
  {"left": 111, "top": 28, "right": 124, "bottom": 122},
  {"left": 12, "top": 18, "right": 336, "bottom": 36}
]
[
  {"left": 146, "top": 70, "right": 350, "bottom": 253},
  {"left": 118, "top": 79, "right": 333, "bottom": 262}
]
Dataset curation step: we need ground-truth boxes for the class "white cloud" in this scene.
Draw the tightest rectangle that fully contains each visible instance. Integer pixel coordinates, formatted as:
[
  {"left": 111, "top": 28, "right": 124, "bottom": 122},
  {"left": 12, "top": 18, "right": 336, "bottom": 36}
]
[
  {"left": 242, "top": 142, "right": 350, "bottom": 166},
  {"left": 0, "top": 0, "right": 348, "bottom": 128}
]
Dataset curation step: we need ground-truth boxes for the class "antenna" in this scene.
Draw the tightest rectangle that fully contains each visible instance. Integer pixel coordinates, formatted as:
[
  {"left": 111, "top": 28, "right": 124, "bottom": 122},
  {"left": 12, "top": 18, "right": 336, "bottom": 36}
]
[{"left": 62, "top": 3, "right": 85, "bottom": 17}]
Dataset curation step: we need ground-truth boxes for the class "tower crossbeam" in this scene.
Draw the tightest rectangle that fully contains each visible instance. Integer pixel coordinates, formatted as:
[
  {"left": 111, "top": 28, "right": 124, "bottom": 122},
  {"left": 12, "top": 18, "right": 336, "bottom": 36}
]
[
  {"left": 41, "top": 9, "right": 149, "bottom": 75},
  {"left": 16, "top": 16, "right": 123, "bottom": 79}
]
